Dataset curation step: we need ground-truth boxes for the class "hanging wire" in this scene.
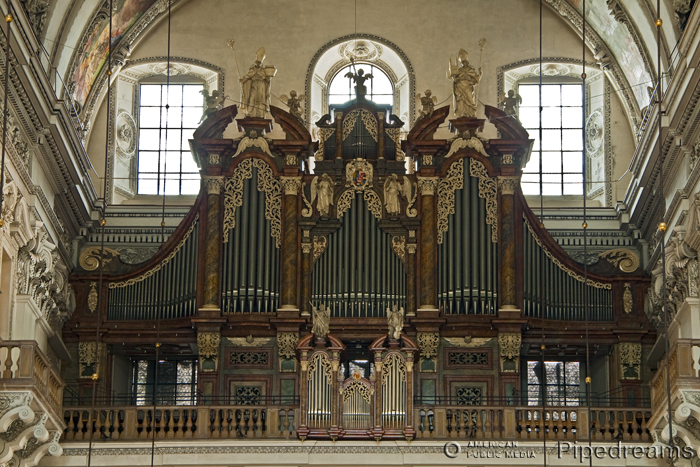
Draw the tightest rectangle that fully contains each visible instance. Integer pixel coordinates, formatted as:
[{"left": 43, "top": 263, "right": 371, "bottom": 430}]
[
  {"left": 537, "top": 0, "right": 548, "bottom": 462},
  {"left": 581, "top": 2, "right": 594, "bottom": 466},
  {"left": 150, "top": 0, "right": 172, "bottom": 464},
  {"left": 86, "top": 0, "right": 113, "bottom": 465},
  {"left": 0, "top": 8, "right": 12, "bottom": 229},
  {"left": 656, "top": 0, "right": 674, "bottom": 454}
]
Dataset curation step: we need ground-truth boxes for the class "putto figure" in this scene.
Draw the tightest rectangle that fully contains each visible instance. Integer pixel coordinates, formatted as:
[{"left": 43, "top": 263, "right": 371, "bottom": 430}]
[
  {"left": 448, "top": 48, "right": 483, "bottom": 118},
  {"left": 312, "top": 303, "right": 330, "bottom": 338},
  {"left": 387, "top": 304, "right": 404, "bottom": 340},
  {"left": 344, "top": 68, "right": 373, "bottom": 98},
  {"left": 311, "top": 174, "right": 334, "bottom": 217},
  {"left": 279, "top": 90, "right": 305, "bottom": 121},
  {"left": 199, "top": 89, "right": 227, "bottom": 123},
  {"left": 416, "top": 89, "right": 438, "bottom": 120},
  {"left": 499, "top": 89, "right": 522, "bottom": 118},
  {"left": 240, "top": 47, "right": 276, "bottom": 118}
]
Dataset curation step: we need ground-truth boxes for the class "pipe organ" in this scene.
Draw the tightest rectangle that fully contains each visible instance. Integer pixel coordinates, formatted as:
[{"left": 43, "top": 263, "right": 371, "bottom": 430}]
[{"left": 68, "top": 93, "right": 653, "bottom": 442}]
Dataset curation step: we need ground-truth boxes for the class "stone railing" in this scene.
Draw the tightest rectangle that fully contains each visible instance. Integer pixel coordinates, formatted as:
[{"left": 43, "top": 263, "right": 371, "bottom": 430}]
[
  {"left": 0, "top": 340, "right": 64, "bottom": 410},
  {"left": 63, "top": 406, "right": 299, "bottom": 441},
  {"left": 650, "top": 338, "right": 700, "bottom": 411},
  {"left": 414, "top": 406, "right": 651, "bottom": 440}
]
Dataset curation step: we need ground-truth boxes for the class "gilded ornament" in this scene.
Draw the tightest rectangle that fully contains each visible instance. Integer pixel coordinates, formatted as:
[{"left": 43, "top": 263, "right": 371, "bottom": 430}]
[
  {"left": 417, "top": 332, "right": 439, "bottom": 359},
  {"left": 470, "top": 159, "right": 498, "bottom": 243},
  {"left": 301, "top": 182, "right": 314, "bottom": 217},
  {"left": 618, "top": 342, "right": 641, "bottom": 380},
  {"left": 314, "top": 128, "right": 335, "bottom": 161},
  {"left": 391, "top": 236, "right": 406, "bottom": 263},
  {"left": 281, "top": 177, "right": 302, "bottom": 196},
  {"left": 110, "top": 215, "right": 199, "bottom": 288},
  {"left": 417, "top": 177, "right": 439, "bottom": 196},
  {"left": 208, "top": 153, "right": 221, "bottom": 165},
  {"left": 203, "top": 176, "right": 224, "bottom": 195},
  {"left": 308, "top": 352, "right": 333, "bottom": 382},
  {"left": 312, "top": 303, "right": 331, "bottom": 338},
  {"left": 436, "top": 160, "right": 463, "bottom": 244},
  {"left": 227, "top": 336, "right": 273, "bottom": 347},
  {"left": 381, "top": 353, "right": 407, "bottom": 383},
  {"left": 524, "top": 217, "right": 611, "bottom": 289},
  {"left": 406, "top": 243, "right": 417, "bottom": 255},
  {"left": 422, "top": 155, "right": 433, "bottom": 166},
  {"left": 345, "top": 159, "right": 374, "bottom": 191},
  {"left": 79, "top": 246, "right": 120, "bottom": 271},
  {"left": 502, "top": 153, "right": 514, "bottom": 164},
  {"left": 313, "top": 236, "right": 328, "bottom": 263},
  {"left": 623, "top": 283, "right": 633, "bottom": 314},
  {"left": 599, "top": 248, "right": 640, "bottom": 273},
  {"left": 336, "top": 188, "right": 382, "bottom": 220},
  {"left": 301, "top": 243, "right": 312, "bottom": 254},
  {"left": 443, "top": 336, "right": 494, "bottom": 347},
  {"left": 385, "top": 128, "right": 406, "bottom": 161},
  {"left": 498, "top": 176, "right": 518, "bottom": 196},
  {"left": 498, "top": 332, "right": 521, "bottom": 372},
  {"left": 285, "top": 154, "right": 298, "bottom": 166},
  {"left": 197, "top": 332, "right": 221, "bottom": 372},
  {"left": 222, "top": 159, "right": 281, "bottom": 246},
  {"left": 277, "top": 332, "right": 299, "bottom": 360},
  {"left": 343, "top": 109, "right": 377, "bottom": 142},
  {"left": 445, "top": 137, "right": 490, "bottom": 159},
  {"left": 87, "top": 282, "right": 98, "bottom": 313},
  {"left": 232, "top": 132, "right": 274, "bottom": 159}
]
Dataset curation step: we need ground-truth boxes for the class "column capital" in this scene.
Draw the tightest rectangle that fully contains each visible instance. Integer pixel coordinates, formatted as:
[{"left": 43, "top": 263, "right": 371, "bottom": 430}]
[
  {"left": 280, "top": 176, "right": 302, "bottom": 195},
  {"left": 416, "top": 176, "right": 439, "bottom": 196},
  {"left": 497, "top": 176, "right": 519, "bottom": 196},
  {"left": 203, "top": 176, "right": 224, "bottom": 195}
]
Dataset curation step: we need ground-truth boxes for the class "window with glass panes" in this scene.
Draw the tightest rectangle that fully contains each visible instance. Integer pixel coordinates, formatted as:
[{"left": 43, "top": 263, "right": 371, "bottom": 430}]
[
  {"left": 518, "top": 84, "right": 583, "bottom": 196},
  {"left": 132, "top": 359, "right": 198, "bottom": 406},
  {"left": 328, "top": 64, "right": 393, "bottom": 106},
  {"left": 137, "top": 84, "right": 203, "bottom": 195},
  {"left": 527, "top": 361, "right": 580, "bottom": 406}
]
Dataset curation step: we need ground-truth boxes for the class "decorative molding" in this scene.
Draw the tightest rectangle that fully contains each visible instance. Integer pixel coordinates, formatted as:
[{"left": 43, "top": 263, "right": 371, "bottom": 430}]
[
  {"left": 197, "top": 332, "right": 221, "bottom": 372},
  {"left": 232, "top": 133, "right": 274, "bottom": 159},
  {"left": 498, "top": 176, "right": 519, "bottom": 196},
  {"left": 436, "top": 160, "right": 462, "bottom": 244},
  {"left": 203, "top": 176, "right": 224, "bottom": 195},
  {"left": 227, "top": 336, "right": 273, "bottom": 347},
  {"left": 280, "top": 177, "right": 302, "bottom": 196},
  {"left": 618, "top": 342, "right": 641, "bottom": 380},
  {"left": 223, "top": 159, "right": 281, "bottom": 246},
  {"left": 599, "top": 248, "right": 640, "bottom": 273},
  {"left": 343, "top": 109, "right": 377, "bottom": 142},
  {"left": 110, "top": 215, "right": 199, "bottom": 288},
  {"left": 417, "top": 177, "right": 438, "bottom": 196},
  {"left": 313, "top": 236, "right": 328, "bottom": 263},
  {"left": 524, "top": 217, "right": 611, "bottom": 289},
  {"left": 470, "top": 159, "right": 498, "bottom": 243},
  {"left": 623, "top": 283, "right": 633, "bottom": 314},
  {"left": 445, "top": 137, "right": 489, "bottom": 159},
  {"left": 336, "top": 188, "right": 382, "bottom": 220},
  {"left": 78, "top": 246, "right": 120, "bottom": 271},
  {"left": 443, "top": 336, "right": 494, "bottom": 347}
]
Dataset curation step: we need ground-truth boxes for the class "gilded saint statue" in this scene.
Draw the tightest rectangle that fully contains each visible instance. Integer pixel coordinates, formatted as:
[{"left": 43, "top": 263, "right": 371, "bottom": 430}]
[
  {"left": 312, "top": 303, "right": 330, "bottom": 338},
  {"left": 448, "top": 48, "right": 483, "bottom": 118},
  {"left": 240, "top": 47, "right": 276, "bottom": 118},
  {"left": 387, "top": 304, "right": 404, "bottom": 340},
  {"left": 311, "top": 174, "right": 334, "bottom": 217},
  {"left": 384, "top": 174, "right": 402, "bottom": 216}
]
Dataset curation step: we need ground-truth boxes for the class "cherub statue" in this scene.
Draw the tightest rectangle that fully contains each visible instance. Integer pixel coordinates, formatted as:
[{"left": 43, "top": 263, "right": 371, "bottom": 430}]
[
  {"left": 312, "top": 303, "right": 330, "bottom": 338},
  {"left": 416, "top": 89, "right": 438, "bottom": 120},
  {"left": 447, "top": 48, "right": 483, "bottom": 118},
  {"left": 240, "top": 47, "right": 276, "bottom": 118},
  {"left": 311, "top": 174, "right": 334, "bottom": 217},
  {"left": 279, "top": 90, "right": 306, "bottom": 121},
  {"left": 344, "top": 68, "right": 373, "bottom": 98},
  {"left": 387, "top": 304, "right": 404, "bottom": 340},
  {"left": 499, "top": 89, "right": 522, "bottom": 118},
  {"left": 199, "top": 89, "right": 227, "bottom": 123}
]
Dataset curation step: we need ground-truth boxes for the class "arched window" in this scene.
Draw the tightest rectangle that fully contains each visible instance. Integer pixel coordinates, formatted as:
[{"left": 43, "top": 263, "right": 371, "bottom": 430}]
[{"left": 328, "top": 64, "right": 394, "bottom": 106}]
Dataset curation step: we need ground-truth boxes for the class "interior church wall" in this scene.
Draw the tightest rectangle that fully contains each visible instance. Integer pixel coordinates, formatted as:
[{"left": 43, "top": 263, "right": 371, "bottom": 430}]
[{"left": 83, "top": 0, "right": 638, "bottom": 210}]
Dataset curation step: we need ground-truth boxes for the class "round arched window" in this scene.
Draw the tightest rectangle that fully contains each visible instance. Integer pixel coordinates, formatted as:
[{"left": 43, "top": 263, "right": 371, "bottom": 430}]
[{"left": 328, "top": 64, "right": 393, "bottom": 106}]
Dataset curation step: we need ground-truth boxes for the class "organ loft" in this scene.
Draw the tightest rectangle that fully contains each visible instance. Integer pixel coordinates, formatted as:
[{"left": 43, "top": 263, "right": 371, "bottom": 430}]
[{"left": 0, "top": 1, "right": 698, "bottom": 466}]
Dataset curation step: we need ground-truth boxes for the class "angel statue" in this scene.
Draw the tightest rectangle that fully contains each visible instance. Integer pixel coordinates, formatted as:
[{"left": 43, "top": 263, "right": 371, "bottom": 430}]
[
  {"left": 279, "top": 90, "right": 306, "bottom": 121},
  {"left": 344, "top": 68, "right": 373, "bottom": 98},
  {"left": 447, "top": 48, "right": 483, "bottom": 118},
  {"left": 199, "top": 89, "right": 227, "bottom": 123},
  {"left": 387, "top": 304, "right": 404, "bottom": 340},
  {"left": 240, "top": 47, "right": 276, "bottom": 118},
  {"left": 383, "top": 174, "right": 413, "bottom": 216},
  {"left": 416, "top": 89, "right": 438, "bottom": 120},
  {"left": 499, "top": 89, "right": 522, "bottom": 118},
  {"left": 311, "top": 303, "right": 330, "bottom": 338},
  {"left": 311, "top": 174, "right": 334, "bottom": 217}
]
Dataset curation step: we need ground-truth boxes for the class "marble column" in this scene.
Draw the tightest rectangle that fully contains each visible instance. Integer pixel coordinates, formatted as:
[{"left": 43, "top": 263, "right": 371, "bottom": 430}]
[
  {"left": 498, "top": 176, "right": 519, "bottom": 312},
  {"left": 279, "top": 177, "right": 301, "bottom": 312},
  {"left": 300, "top": 236, "right": 312, "bottom": 317},
  {"left": 417, "top": 177, "right": 439, "bottom": 311},
  {"left": 202, "top": 176, "right": 223, "bottom": 310},
  {"left": 406, "top": 241, "right": 417, "bottom": 317}
]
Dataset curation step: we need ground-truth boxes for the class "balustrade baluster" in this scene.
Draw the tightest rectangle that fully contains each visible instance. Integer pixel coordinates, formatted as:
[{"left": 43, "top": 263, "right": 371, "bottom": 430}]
[
  {"left": 3, "top": 345, "right": 14, "bottom": 378},
  {"left": 557, "top": 410, "right": 565, "bottom": 439},
  {"left": 65, "top": 411, "right": 76, "bottom": 440},
  {"left": 167, "top": 410, "right": 175, "bottom": 439},
  {"left": 157, "top": 410, "right": 166, "bottom": 439},
  {"left": 641, "top": 413, "right": 650, "bottom": 441},
  {"left": 185, "top": 410, "right": 194, "bottom": 438},
  {"left": 484, "top": 410, "right": 492, "bottom": 439},
  {"left": 631, "top": 412, "right": 640, "bottom": 441},
  {"left": 212, "top": 409, "right": 221, "bottom": 439},
  {"left": 603, "top": 411, "right": 612, "bottom": 441}
]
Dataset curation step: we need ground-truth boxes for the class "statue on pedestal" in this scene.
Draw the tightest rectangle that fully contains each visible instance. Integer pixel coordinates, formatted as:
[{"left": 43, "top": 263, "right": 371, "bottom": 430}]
[
  {"left": 311, "top": 174, "right": 334, "bottom": 217},
  {"left": 312, "top": 303, "right": 330, "bottom": 338},
  {"left": 240, "top": 47, "right": 276, "bottom": 118},
  {"left": 416, "top": 90, "right": 438, "bottom": 120},
  {"left": 279, "top": 90, "right": 306, "bottom": 121},
  {"left": 344, "top": 68, "right": 373, "bottom": 99},
  {"left": 387, "top": 304, "right": 404, "bottom": 340},
  {"left": 499, "top": 90, "right": 522, "bottom": 118},
  {"left": 448, "top": 47, "right": 483, "bottom": 118}
]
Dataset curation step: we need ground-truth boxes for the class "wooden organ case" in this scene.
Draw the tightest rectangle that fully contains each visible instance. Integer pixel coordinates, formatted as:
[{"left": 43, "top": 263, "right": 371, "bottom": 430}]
[{"left": 66, "top": 94, "right": 654, "bottom": 442}]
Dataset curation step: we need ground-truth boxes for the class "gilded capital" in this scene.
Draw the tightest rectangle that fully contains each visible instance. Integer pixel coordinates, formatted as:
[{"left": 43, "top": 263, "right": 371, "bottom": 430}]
[
  {"left": 407, "top": 243, "right": 418, "bottom": 255},
  {"left": 498, "top": 176, "right": 519, "bottom": 196},
  {"left": 281, "top": 176, "right": 302, "bottom": 195},
  {"left": 203, "top": 176, "right": 224, "bottom": 195},
  {"left": 417, "top": 177, "right": 439, "bottom": 196},
  {"left": 301, "top": 243, "right": 312, "bottom": 254}
]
